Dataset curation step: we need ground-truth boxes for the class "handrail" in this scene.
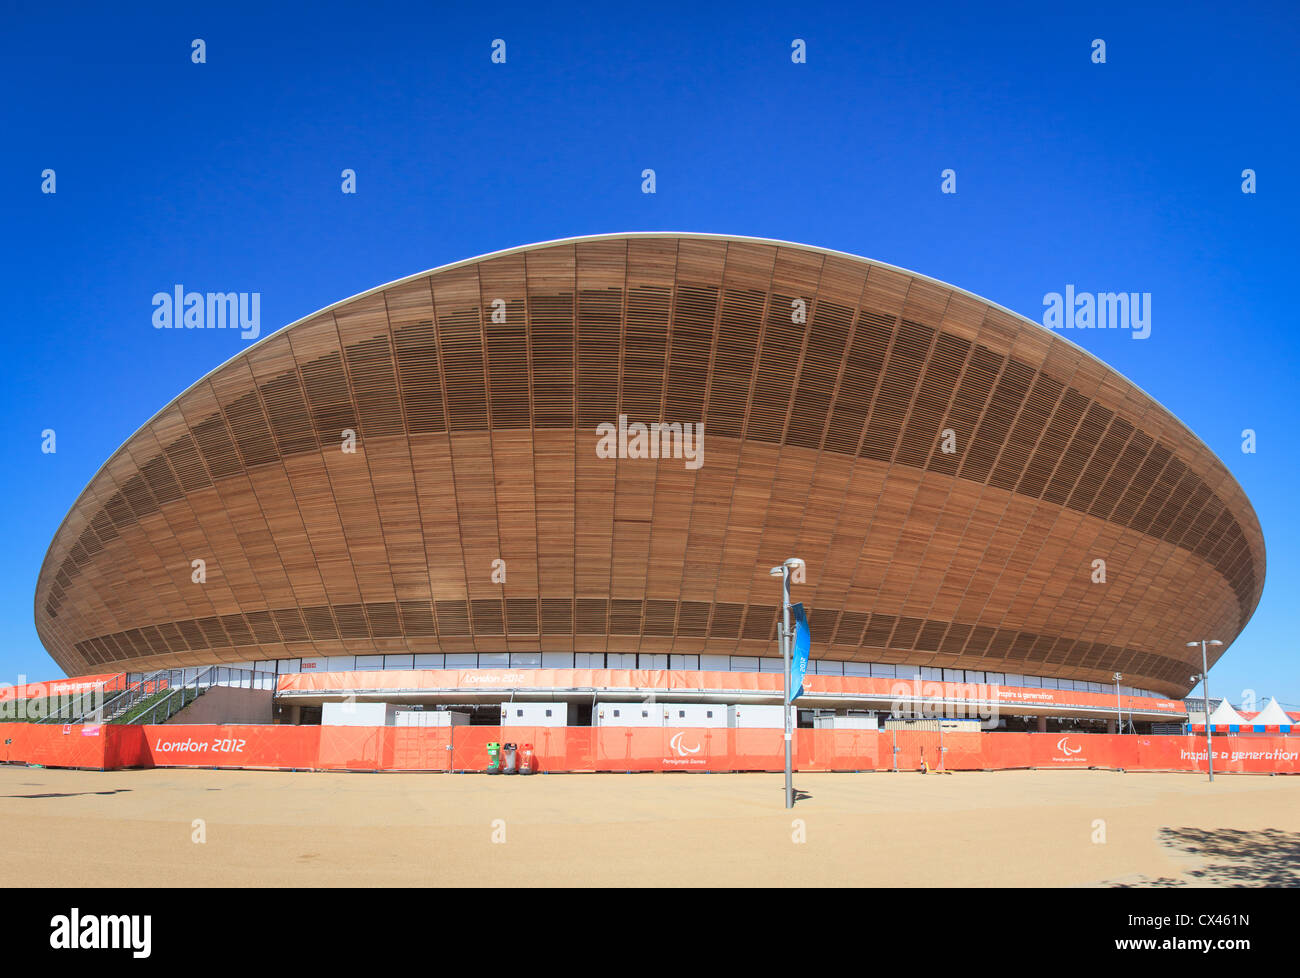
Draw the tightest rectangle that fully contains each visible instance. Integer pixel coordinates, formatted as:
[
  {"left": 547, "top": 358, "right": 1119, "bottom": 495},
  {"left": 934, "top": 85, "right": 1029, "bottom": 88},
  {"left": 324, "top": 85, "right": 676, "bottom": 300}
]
[
  {"left": 94, "top": 673, "right": 164, "bottom": 722},
  {"left": 134, "top": 667, "right": 212, "bottom": 726},
  {"left": 37, "top": 673, "right": 136, "bottom": 724},
  {"left": 31, "top": 666, "right": 276, "bottom": 725},
  {"left": 70, "top": 670, "right": 174, "bottom": 725},
  {"left": 127, "top": 667, "right": 276, "bottom": 725}
]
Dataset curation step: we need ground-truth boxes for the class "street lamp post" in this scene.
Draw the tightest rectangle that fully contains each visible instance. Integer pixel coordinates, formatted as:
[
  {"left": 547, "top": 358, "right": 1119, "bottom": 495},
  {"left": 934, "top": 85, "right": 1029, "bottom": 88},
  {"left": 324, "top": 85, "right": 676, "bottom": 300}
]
[
  {"left": 770, "top": 558, "right": 803, "bottom": 810},
  {"left": 1187, "top": 639, "right": 1223, "bottom": 783},
  {"left": 1113, "top": 672, "right": 1123, "bottom": 734}
]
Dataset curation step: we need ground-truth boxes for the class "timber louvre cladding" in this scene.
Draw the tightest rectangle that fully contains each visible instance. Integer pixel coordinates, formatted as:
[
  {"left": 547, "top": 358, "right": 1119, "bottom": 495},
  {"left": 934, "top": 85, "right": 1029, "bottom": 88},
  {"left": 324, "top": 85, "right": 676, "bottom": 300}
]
[{"left": 36, "top": 235, "right": 1263, "bottom": 697}]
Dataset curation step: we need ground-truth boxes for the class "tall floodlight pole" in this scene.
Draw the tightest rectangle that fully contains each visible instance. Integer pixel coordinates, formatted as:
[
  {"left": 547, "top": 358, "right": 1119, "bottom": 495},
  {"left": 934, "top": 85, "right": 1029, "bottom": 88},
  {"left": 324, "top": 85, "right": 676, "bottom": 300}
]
[
  {"left": 1113, "top": 672, "right": 1123, "bottom": 734},
  {"left": 1188, "top": 639, "right": 1223, "bottom": 782},
  {"left": 770, "top": 558, "right": 803, "bottom": 809}
]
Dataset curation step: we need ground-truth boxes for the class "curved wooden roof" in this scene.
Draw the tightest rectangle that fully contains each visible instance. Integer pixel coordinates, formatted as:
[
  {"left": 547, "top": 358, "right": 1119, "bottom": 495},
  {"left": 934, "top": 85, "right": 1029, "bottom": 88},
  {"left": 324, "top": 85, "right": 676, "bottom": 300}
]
[{"left": 34, "top": 234, "right": 1264, "bottom": 697}]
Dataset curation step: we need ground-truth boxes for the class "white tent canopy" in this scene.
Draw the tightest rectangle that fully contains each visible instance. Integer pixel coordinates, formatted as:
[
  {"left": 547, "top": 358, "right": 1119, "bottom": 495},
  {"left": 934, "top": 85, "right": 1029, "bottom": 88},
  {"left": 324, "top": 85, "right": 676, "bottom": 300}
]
[
  {"left": 1250, "top": 698, "right": 1292, "bottom": 726},
  {"left": 1207, "top": 699, "right": 1247, "bottom": 726}
]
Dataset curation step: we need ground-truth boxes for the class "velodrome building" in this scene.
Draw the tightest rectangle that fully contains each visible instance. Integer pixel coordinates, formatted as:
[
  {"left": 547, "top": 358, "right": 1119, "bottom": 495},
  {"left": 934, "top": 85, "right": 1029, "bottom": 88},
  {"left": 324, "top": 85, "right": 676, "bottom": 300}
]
[{"left": 33, "top": 234, "right": 1264, "bottom": 731}]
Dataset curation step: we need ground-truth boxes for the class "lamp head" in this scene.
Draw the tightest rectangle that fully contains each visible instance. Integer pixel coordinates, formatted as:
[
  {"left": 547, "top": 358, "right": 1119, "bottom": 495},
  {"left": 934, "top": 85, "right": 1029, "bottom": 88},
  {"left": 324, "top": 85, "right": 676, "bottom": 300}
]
[
  {"left": 1209, "top": 640, "right": 1223, "bottom": 647},
  {"left": 768, "top": 566, "right": 785, "bottom": 578}
]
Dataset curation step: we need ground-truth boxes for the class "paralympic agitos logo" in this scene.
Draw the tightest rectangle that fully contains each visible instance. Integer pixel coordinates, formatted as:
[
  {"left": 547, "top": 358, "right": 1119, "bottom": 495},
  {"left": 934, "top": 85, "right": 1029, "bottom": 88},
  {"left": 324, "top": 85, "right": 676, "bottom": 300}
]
[
  {"left": 1056, "top": 737, "right": 1084, "bottom": 758},
  {"left": 664, "top": 731, "right": 705, "bottom": 766},
  {"left": 670, "top": 731, "right": 701, "bottom": 756}
]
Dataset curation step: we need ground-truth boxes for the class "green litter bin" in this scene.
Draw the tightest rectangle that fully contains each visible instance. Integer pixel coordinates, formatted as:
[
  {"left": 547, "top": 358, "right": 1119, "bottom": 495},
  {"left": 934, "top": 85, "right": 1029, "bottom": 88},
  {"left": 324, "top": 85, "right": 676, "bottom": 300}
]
[{"left": 486, "top": 742, "right": 502, "bottom": 775}]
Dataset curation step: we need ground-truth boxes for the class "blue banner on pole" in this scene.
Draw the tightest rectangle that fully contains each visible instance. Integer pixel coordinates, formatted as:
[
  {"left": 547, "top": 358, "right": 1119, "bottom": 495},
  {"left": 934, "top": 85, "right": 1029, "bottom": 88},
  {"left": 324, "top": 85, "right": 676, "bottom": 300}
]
[{"left": 789, "top": 602, "right": 810, "bottom": 702}]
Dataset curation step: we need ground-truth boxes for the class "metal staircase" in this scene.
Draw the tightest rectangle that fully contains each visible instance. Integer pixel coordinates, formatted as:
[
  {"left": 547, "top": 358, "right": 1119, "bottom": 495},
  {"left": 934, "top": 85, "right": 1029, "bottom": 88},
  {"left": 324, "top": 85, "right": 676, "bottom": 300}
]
[
  {"left": 37, "top": 672, "right": 146, "bottom": 724},
  {"left": 41, "top": 667, "right": 275, "bottom": 725}
]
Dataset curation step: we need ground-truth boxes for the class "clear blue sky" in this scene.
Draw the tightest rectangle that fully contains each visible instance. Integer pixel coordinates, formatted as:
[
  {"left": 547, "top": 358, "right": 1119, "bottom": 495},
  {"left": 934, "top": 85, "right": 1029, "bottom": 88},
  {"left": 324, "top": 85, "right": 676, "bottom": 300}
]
[{"left": 1, "top": 1, "right": 1295, "bottom": 705}]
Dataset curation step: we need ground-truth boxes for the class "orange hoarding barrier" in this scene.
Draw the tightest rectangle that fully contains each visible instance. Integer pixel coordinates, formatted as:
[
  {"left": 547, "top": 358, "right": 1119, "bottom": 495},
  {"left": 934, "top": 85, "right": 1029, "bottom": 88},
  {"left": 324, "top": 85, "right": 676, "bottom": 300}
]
[
  {"left": 277, "top": 669, "right": 1187, "bottom": 717},
  {"left": 929, "top": 731, "right": 987, "bottom": 770},
  {"left": 316, "top": 725, "right": 385, "bottom": 770},
  {"left": 0, "top": 673, "right": 125, "bottom": 704},
  {"left": 591, "top": 728, "right": 776, "bottom": 772},
  {"left": 5, "top": 725, "right": 1298, "bottom": 775},
  {"left": 0, "top": 722, "right": 110, "bottom": 768},
  {"left": 1194, "top": 739, "right": 1300, "bottom": 774},
  {"left": 105, "top": 726, "right": 149, "bottom": 769},
  {"left": 146, "top": 725, "right": 322, "bottom": 769},
  {"left": 383, "top": 728, "right": 454, "bottom": 771}
]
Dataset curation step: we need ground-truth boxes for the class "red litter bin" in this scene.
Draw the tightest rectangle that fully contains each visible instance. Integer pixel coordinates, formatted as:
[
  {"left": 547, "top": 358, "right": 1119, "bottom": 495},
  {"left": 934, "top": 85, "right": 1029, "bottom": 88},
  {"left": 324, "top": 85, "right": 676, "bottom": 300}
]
[{"left": 519, "top": 743, "right": 536, "bottom": 775}]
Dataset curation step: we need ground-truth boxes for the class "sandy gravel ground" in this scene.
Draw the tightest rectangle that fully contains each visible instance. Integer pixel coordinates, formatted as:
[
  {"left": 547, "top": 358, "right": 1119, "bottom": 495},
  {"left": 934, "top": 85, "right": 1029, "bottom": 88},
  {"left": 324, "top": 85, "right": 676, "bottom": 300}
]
[{"left": 2, "top": 766, "right": 1297, "bottom": 887}]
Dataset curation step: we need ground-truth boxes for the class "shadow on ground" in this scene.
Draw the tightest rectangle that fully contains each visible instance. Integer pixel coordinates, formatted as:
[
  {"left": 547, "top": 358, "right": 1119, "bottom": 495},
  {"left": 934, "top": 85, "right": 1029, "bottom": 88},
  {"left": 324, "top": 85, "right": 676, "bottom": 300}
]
[
  {"left": 1107, "top": 827, "right": 1300, "bottom": 887},
  {"left": 3, "top": 790, "right": 131, "bottom": 799}
]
